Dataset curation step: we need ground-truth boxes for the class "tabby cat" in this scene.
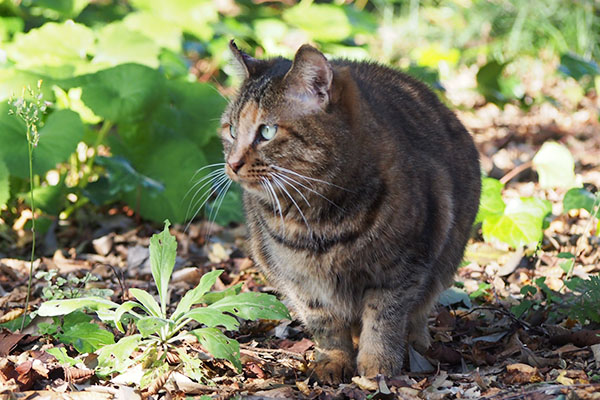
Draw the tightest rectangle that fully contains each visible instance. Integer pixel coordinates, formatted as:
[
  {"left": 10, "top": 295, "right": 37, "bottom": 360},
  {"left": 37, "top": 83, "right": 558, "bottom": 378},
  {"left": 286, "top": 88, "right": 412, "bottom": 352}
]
[{"left": 219, "top": 40, "right": 480, "bottom": 383}]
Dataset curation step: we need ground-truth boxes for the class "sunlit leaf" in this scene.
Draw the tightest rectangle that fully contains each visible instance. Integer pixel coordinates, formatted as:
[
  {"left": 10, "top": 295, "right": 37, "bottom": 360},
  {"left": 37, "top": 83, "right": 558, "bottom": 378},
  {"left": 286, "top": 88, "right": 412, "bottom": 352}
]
[
  {"left": 38, "top": 297, "right": 119, "bottom": 316},
  {"left": 208, "top": 292, "right": 290, "bottom": 321},
  {"left": 93, "top": 21, "right": 161, "bottom": 68},
  {"left": 149, "top": 221, "right": 176, "bottom": 315},
  {"left": 475, "top": 177, "right": 505, "bottom": 224},
  {"left": 96, "top": 334, "right": 143, "bottom": 376},
  {"left": 46, "top": 347, "right": 79, "bottom": 367},
  {"left": 172, "top": 269, "right": 223, "bottom": 321},
  {"left": 532, "top": 142, "right": 576, "bottom": 189},
  {"left": 283, "top": 3, "right": 351, "bottom": 42},
  {"left": 183, "top": 308, "right": 239, "bottom": 330},
  {"left": 191, "top": 327, "right": 241, "bottom": 371},
  {"left": 129, "top": 288, "right": 162, "bottom": 318},
  {"left": 136, "top": 316, "right": 172, "bottom": 337}
]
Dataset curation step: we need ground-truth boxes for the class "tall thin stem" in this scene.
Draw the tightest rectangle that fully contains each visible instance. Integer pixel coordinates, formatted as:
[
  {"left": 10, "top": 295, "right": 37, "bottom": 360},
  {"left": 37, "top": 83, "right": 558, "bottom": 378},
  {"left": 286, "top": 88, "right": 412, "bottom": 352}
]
[{"left": 22, "top": 125, "right": 36, "bottom": 331}]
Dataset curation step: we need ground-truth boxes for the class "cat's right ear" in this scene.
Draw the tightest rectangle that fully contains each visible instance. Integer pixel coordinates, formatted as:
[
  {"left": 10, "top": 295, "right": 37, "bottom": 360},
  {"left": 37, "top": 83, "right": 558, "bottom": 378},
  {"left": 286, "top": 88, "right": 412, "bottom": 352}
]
[{"left": 229, "top": 40, "right": 262, "bottom": 78}]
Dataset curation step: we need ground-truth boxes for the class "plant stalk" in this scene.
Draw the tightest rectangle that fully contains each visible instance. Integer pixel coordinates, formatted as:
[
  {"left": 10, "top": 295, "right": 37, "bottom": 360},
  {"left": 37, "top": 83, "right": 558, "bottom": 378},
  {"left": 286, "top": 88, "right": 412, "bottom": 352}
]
[{"left": 21, "top": 125, "right": 36, "bottom": 331}]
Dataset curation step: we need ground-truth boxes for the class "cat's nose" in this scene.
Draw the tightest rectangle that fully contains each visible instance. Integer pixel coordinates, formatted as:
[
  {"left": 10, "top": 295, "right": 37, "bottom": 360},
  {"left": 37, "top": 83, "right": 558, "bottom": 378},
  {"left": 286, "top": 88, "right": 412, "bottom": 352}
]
[{"left": 228, "top": 159, "right": 245, "bottom": 174}]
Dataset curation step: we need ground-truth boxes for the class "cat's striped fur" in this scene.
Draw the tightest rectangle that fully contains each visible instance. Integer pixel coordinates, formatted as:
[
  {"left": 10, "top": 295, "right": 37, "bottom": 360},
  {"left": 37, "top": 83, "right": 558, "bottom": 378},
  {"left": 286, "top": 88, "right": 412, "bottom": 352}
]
[{"left": 220, "top": 41, "right": 480, "bottom": 383}]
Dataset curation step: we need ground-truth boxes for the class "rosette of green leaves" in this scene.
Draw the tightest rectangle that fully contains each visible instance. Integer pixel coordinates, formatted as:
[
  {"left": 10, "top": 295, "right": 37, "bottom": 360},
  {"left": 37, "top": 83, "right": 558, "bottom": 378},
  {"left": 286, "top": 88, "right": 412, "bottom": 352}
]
[{"left": 38, "top": 221, "right": 290, "bottom": 377}]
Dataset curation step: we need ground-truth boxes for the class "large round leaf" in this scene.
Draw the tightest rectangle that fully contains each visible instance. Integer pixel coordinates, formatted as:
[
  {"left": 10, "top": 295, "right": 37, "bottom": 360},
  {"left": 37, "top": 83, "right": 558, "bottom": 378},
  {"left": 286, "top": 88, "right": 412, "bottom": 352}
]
[
  {"left": 75, "top": 64, "right": 166, "bottom": 124},
  {"left": 0, "top": 106, "right": 83, "bottom": 178},
  {"left": 93, "top": 22, "right": 161, "bottom": 68},
  {"left": 122, "top": 138, "right": 208, "bottom": 223}
]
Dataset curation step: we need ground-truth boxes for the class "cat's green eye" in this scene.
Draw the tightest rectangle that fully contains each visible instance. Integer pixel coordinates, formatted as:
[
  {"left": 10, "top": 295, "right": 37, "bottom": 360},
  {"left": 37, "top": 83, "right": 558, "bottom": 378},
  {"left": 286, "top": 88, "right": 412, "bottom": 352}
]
[
  {"left": 229, "top": 125, "right": 236, "bottom": 139},
  {"left": 259, "top": 124, "right": 277, "bottom": 141}
]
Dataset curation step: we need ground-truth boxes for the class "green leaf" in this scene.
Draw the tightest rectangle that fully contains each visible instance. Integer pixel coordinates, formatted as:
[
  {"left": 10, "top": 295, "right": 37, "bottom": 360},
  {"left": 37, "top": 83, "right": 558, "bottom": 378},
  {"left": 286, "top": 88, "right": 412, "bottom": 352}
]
[
  {"left": 122, "top": 11, "right": 183, "bottom": 52},
  {"left": 0, "top": 107, "right": 84, "bottom": 179},
  {"left": 71, "top": 63, "right": 166, "bottom": 124},
  {"left": 511, "top": 299, "right": 534, "bottom": 318},
  {"left": 173, "top": 269, "right": 223, "bottom": 321},
  {"left": 532, "top": 142, "right": 576, "bottom": 189},
  {"left": 25, "top": 0, "right": 91, "bottom": 20},
  {"left": 0, "top": 159, "right": 9, "bottom": 207},
  {"left": 191, "top": 327, "right": 241, "bottom": 371},
  {"left": 46, "top": 347, "right": 79, "bottom": 367},
  {"left": 183, "top": 308, "right": 239, "bottom": 330},
  {"left": 559, "top": 53, "right": 600, "bottom": 80},
  {"left": 201, "top": 283, "right": 243, "bottom": 305},
  {"left": 136, "top": 316, "right": 172, "bottom": 337},
  {"left": 93, "top": 21, "right": 161, "bottom": 68},
  {"left": 475, "top": 177, "right": 505, "bottom": 224},
  {"left": 120, "top": 138, "right": 209, "bottom": 223},
  {"left": 149, "top": 221, "right": 176, "bottom": 315},
  {"left": 38, "top": 297, "right": 119, "bottom": 316},
  {"left": 114, "top": 301, "right": 144, "bottom": 333},
  {"left": 438, "top": 287, "right": 472, "bottom": 308},
  {"left": 129, "top": 0, "right": 217, "bottom": 41},
  {"left": 208, "top": 292, "right": 290, "bottom": 321},
  {"left": 96, "top": 334, "right": 143, "bottom": 376},
  {"left": 95, "top": 156, "right": 164, "bottom": 196},
  {"left": 58, "top": 322, "right": 115, "bottom": 353},
  {"left": 129, "top": 288, "right": 162, "bottom": 318},
  {"left": 63, "top": 310, "right": 92, "bottom": 328},
  {"left": 5, "top": 21, "right": 94, "bottom": 75},
  {"left": 22, "top": 176, "right": 68, "bottom": 215},
  {"left": 283, "top": 3, "right": 352, "bottom": 42},
  {"left": 482, "top": 197, "right": 551, "bottom": 248},
  {"left": 564, "top": 187, "right": 599, "bottom": 217}
]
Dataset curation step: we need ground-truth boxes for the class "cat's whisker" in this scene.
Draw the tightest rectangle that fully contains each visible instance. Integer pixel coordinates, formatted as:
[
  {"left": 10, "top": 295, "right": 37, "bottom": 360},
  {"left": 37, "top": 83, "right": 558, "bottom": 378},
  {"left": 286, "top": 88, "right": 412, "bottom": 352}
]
[
  {"left": 265, "top": 178, "right": 285, "bottom": 232},
  {"left": 271, "top": 165, "right": 354, "bottom": 192},
  {"left": 260, "top": 178, "right": 278, "bottom": 219},
  {"left": 272, "top": 171, "right": 343, "bottom": 211},
  {"left": 271, "top": 172, "right": 311, "bottom": 207},
  {"left": 184, "top": 171, "right": 228, "bottom": 222},
  {"left": 204, "top": 179, "right": 233, "bottom": 242},
  {"left": 185, "top": 169, "right": 226, "bottom": 201},
  {"left": 190, "top": 163, "right": 226, "bottom": 182},
  {"left": 185, "top": 175, "right": 231, "bottom": 232},
  {"left": 271, "top": 175, "right": 311, "bottom": 232}
]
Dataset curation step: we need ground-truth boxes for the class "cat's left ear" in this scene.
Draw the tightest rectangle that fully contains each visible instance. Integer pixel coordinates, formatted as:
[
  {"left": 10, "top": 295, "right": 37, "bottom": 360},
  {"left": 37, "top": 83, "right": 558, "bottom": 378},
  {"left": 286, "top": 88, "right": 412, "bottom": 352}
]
[{"left": 284, "top": 45, "right": 333, "bottom": 110}]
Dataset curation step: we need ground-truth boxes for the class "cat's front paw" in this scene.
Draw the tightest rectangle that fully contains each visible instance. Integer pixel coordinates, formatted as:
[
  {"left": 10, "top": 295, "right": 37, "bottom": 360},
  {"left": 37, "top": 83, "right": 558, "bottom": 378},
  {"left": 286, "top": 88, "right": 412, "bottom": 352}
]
[
  {"left": 357, "top": 351, "right": 401, "bottom": 378},
  {"left": 311, "top": 349, "right": 354, "bottom": 384}
]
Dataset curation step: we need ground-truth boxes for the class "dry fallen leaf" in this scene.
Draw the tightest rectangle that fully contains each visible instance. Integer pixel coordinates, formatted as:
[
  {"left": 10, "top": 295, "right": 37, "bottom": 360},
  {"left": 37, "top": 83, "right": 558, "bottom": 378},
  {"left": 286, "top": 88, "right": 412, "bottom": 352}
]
[{"left": 503, "top": 363, "right": 543, "bottom": 384}]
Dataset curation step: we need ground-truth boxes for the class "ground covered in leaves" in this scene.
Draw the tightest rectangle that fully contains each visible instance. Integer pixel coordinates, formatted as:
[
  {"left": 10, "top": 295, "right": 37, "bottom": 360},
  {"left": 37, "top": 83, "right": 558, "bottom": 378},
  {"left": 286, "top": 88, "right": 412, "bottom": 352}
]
[{"left": 1, "top": 69, "right": 600, "bottom": 399}]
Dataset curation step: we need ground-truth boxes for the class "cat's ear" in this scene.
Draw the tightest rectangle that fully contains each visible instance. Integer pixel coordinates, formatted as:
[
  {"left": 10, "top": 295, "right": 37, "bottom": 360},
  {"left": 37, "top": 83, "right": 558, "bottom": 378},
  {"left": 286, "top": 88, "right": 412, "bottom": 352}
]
[
  {"left": 229, "top": 40, "right": 263, "bottom": 78},
  {"left": 284, "top": 45, "right": 333, "bottom": 110}
]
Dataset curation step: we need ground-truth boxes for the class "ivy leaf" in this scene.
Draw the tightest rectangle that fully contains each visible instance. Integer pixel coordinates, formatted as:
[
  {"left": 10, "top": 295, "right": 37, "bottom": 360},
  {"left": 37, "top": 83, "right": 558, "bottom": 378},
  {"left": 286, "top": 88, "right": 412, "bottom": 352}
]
[
  {"left": 191, "top": 327, "right": 241, "bottom": 371},
  {"left": 532, "top": 142, "right": 576, "bottom": 189},
  {"left": 475, "top": 177, "right": 505, "bottom": 224},
  {"left": 563, "top": 187, "right": 599, "bottom": 217},
  {"left": 482, "top": 197, "right": 551, "bottom": 248}
]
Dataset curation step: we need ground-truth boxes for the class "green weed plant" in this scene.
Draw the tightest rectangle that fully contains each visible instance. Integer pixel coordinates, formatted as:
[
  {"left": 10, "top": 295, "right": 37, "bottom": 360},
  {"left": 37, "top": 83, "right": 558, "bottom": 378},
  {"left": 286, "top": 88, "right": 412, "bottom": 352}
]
[{"left": 38, "top": 221, "right": 290, "bottom": 386}]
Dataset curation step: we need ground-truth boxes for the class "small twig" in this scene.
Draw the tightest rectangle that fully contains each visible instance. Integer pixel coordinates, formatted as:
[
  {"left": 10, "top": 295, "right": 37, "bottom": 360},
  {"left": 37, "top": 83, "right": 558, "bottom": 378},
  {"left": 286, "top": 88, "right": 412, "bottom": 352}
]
[
  {"left": 239, "top": 344, "right": 306, "bottom": 360},
  {"left": 458, "top": 306, "right": 546, "bottom": 336},
  {"left": 499, "top": 161, "right": 533, "bottom": 185}
]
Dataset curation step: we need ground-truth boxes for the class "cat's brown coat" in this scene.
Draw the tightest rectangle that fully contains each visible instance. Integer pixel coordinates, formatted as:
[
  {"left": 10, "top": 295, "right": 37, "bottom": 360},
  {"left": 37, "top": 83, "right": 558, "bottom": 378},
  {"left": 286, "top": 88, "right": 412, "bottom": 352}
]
[{"left": 220, "top": 41, "right": 481, "bottom": 383}]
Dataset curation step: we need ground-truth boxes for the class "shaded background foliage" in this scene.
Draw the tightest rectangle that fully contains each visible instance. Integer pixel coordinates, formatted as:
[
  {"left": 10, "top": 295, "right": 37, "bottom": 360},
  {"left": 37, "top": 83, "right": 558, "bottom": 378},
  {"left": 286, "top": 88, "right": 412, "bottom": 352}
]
[{"left": 0, "top": 0, "right": 599, "bottom": 237}]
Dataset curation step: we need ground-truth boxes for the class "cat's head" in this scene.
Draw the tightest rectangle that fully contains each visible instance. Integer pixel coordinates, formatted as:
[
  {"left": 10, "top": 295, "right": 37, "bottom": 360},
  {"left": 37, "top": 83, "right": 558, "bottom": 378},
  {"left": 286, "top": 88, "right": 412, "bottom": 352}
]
[{"left": 220, "top": 41, "right": 349, "bottom": 197}]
